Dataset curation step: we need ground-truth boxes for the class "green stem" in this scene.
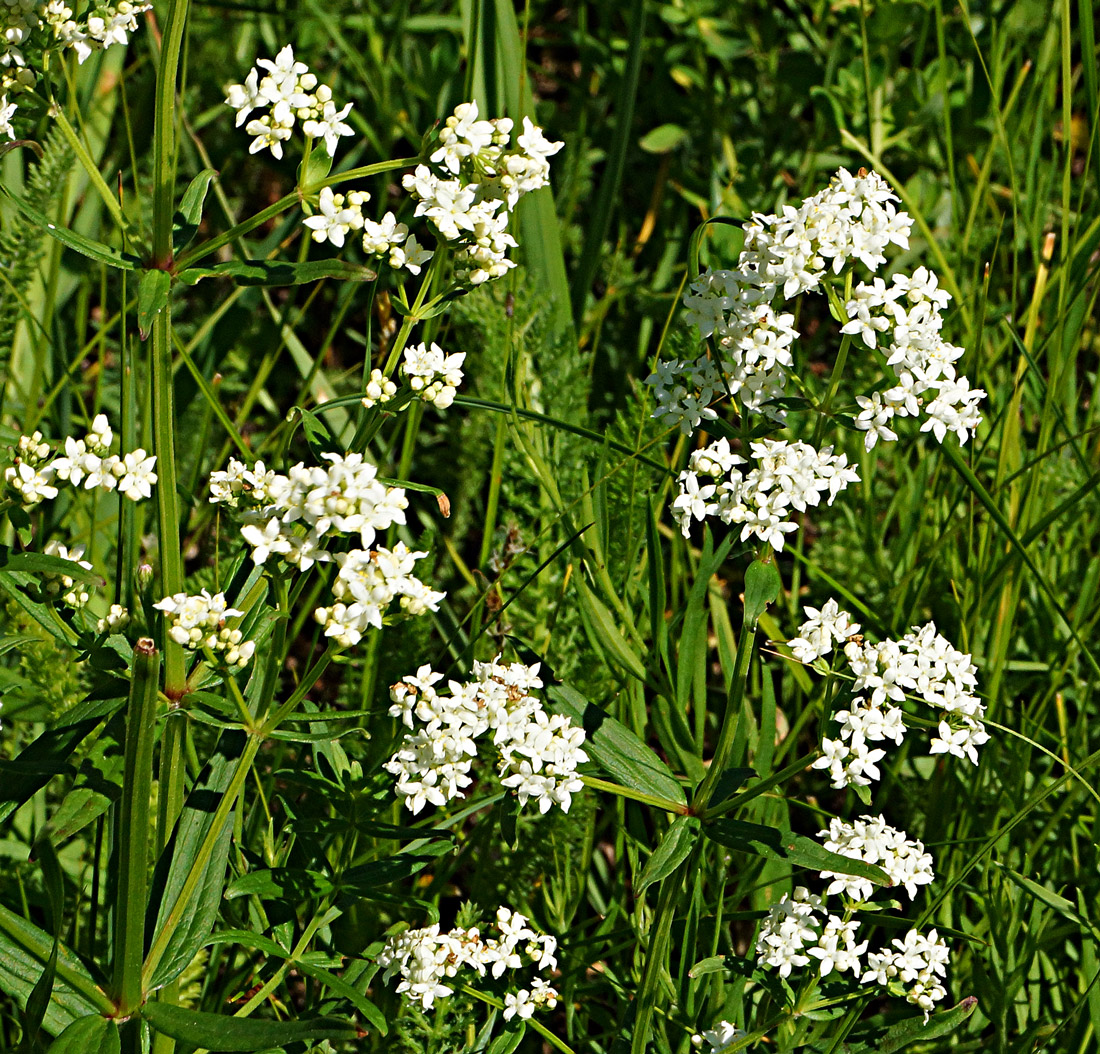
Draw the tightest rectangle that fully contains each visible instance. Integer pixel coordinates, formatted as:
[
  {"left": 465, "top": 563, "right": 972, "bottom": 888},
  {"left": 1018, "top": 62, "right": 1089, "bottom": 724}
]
[
  {"left": 112, "top": 639, "right": 161, "bottom": 1016},
  {"left": 261, "top": 648, "right": 335, "bottom": 732},
  {"left": 580, "top": 775, "right": 686, "bottom": 814},
  {"left": 174, "top": 157, "right": 417, "bottom": 270},
  {"left": 692, "top": 615, "right": 757, "bottom": 814},
  {"left": 51, "top": 106, "right": 127, "bottom": 233}
]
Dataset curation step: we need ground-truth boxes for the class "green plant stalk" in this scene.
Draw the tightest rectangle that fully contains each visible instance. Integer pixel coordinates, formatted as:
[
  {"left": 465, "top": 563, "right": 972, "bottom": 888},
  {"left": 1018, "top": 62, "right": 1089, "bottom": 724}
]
[
  {"left": 580, "top": 775, "right": 687, "bottom": 814},
  {"left": 111, "top": 639, "right": 161, "bottom": 1017},
  {"left": 630, "top": 850, "right": 691, "bottom": 1054},
  {"left": 693, "top": 614, "right": 757, "bottom": 814},
  {"left": 50, "top": 106, "right": 127, "bottom": 233}
]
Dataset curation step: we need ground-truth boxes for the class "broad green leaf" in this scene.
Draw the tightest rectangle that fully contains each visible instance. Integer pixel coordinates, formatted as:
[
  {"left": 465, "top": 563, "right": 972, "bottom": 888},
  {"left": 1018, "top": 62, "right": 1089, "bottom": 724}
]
[
  {"left": 173, "top": 168, "right": 217, "bottom": 252},
  {"left": 704, "top": 819, "right": 888, "bottom": 886},
  {"left": 176, "top": 258, "right": 377, "bottom": 287},
  {"left": 636, "top": 815, "right": 700, "bottom": 893},
  {"left": 144, "top": 731, "right": 243, "bottom": 990},
  {"left": 0, "top": 187, "right": 139, "bottom": 269},
  {"left": 141, "top": 1003, "right": 358, "bottom": 1050},
  {"left": 0, "top": 546, "right": 104, "bottom": 585},
  {"left": 743, "top": 559, "right": 781, "bottom": 626},
  {"left": 546, "top": 684, "right": 686, "bottom": 806},
  {"left": 137, "top": 269, "right": 171, "bottom": 340},
  {"left": 47, "top": 1015, "right": 120, "bottom": 1054},
  {"left": 639, "top": 123, "right": 689, "bottom": 153}
]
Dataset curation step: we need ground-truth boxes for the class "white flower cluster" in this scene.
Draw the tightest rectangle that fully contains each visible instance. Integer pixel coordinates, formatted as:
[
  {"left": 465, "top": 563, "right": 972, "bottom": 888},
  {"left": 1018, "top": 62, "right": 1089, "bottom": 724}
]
[
  {"left": 209, "top": 453, "right": 408, "bottom": 569},
  {"left": 153, "top": 590, "right": 255, "bottom": 668},
  {"left": 314, "top": 543, "right": 444, "bottom": 647},
  {"left": 377, "top": 906, "right": 559, "bottom": 1014},
  {"left": 40, "top": 540, "right": 93, "bottom": 608},
  {"left": 647, "top": 168, "right": 983, "bottom": 449},
  {"left": 844, "top": 267, "right": 985, "bottom": 448},
  {"left": 401, "top": 341, "right": 466, "bottom": 410},
  {"left": 303, "top": 187, "right": 435, "bottom": 276},
  {"left": 789, "top": 602, "right": 988, "bottom": 789},
  {"left": 1, "top": 0, "right": 149, "bottom": 138},
  {"left": 691, "top": 1020, "right": 747, "bottom": 1052},
  {"left": 3, "top": 416, "right": 157, "bottom": 508},
  {"left": 756, "top": 885, "right": 949, "bottom": 1016},
  {"left": 401, "top": 102, "right": 563, "bottom": 285},
  {"left": 95, "top": 603, "right": 129, "bottom": 634},
  {"left": 224, "top": 45, "right": 353, "bottom": 160},
  {"left": 818, "top": 815, "right": 935, "bottom": 901},
  {"left": 383, "top": 658, "right": 587, "bottom": 817},
  {"left": 862, "top": 928, "right": 950, "bottom": 1014},
  {"left": 671, "top": 437, "right": 859, "bottom": 550}
]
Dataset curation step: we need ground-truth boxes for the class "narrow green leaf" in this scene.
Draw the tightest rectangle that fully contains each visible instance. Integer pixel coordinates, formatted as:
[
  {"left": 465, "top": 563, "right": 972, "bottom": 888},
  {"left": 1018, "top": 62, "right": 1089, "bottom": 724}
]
[
  {"left": 546, "top": 684, "right": 686, "bottom": 806},
  {"left": 0, "top": 187, "right": 139, "bottom": 269},
  {"left": 743, "top": 559, "right": 781, "bottom": 626},
  {"left": 487, "top": 1022, "right": 526, "bottom": 1054},
  {"left": 141, "top": 1003, "right": 358, "bottom": 1050},
  {"left": 144, "top": 731, "right": 244, "bottom": 990},
  {"left": 173, "top": 168, "right": 217, "bottom": 252},
  {"left": 0, "top": 547, "right": 104, "bottom": 585},
  {"left": 299, "top": 143, "right": 334, "bottom": 188},
  {"left": 636, "top": 815, "right": 700, "bottom": 894},
  {"left": 176, "top": 258, "right": 377, "bottom": 287},
  {"left": 295, "top": 961, "right": 387, "bottom": 1034},
  {"left": 878, "top": 997, "right": 978, "bottom": 1053},
  {"left": 137, "top": 269, "right": 171, "bottom": 341},
  {"left": 47, "top": 1015, "right": 120, "bottom": 1054},
  {"left": 574, "top": 574, "right": 648, "bottom": 682},
  {"left": 224, "top": 868, "right": 335, "bottom": 902},
  {"left": 704, "top": 818, "right": 888, "bottom": 886},
  {"left": 687, "top": 955, "right": 728, "bottom": 979}
]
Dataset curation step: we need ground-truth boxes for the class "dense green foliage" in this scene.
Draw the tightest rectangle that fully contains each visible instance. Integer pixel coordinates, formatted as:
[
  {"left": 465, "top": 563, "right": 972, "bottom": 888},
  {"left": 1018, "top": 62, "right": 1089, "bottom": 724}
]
[{"left": 1, "top": 1, "right": 1098, "bottom": 1052}]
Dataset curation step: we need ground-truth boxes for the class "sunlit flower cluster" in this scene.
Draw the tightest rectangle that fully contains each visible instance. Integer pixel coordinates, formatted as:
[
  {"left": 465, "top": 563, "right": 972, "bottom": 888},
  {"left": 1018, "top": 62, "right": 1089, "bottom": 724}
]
[
  {"left": 224, "top": 45, "right": 353, "bottom": 160},
  {"left": 1, "top": 0, "right": 150, "bottom": 137},
  {"left": 383, "top": 658, "right": 587, "bottom": 816},
  {"left": 647, "top": 167, "right": 983, "bottom": 449},
  {"left": 401, "top": 341, "right": 466, "bottom": 410},
  {"left": 378, "top": 906, "right": 559, "bottom": 1013},
  {"left": 314, "top": 543, "right": 444, "bottom": 647},
  {"left": 818, "top": 815, "right": 935, "bottom": 901},
  {"left": 298, "top": 101, "right": 562, "bottom": 287},
  {"left": 3, "top": 416, "right": 157, "bottom": 508},
  {"left": 209, "top": 452, "right": 408, "bottom": 570},
  {"left": 153, "top": 590, "right": 255, "bottom": 668},
  {"left": 786, "top": 602, "right": 988, "bottom": 789},
  {"left": 671, "top": 436, "right": 859, "bottom": 550},
  {"left": 755, "top": 883, "right": 949, "bottom": 1016}
]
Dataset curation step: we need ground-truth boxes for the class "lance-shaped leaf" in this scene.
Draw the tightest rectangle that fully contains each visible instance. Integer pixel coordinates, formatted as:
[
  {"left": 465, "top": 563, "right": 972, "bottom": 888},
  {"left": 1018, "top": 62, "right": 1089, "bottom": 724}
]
[
  {"left": 0, "top": 693, "right": 126, "bottom": 824},
  {"left": 840, "top": 997, "right": 978, "bottom": 1053},
  {"left": 705, "top": 818, "right": 888, "bottom": 886},
  {"left": 137, "top": 269, "right": 171, "bottom": 340},
  {"left": 173, "top": 168, "right": 217, "bottom": 252},
  {"left": 546, "top": 684, "right": 686, "bottom": 806},
  {"left": 0, "top": 546, "right": 104, "bottom": 585},
  {"left": 636, "top": 815, "right": 700, "bottom": 894},
  {"left": 141, "top": 1003, "right": 358, "bottom": 1050},
  {"left": 47, "top": 1015, "right": 120, "bottom": 1053},
  {"left": 143, "top": 731, "right": 244, "bottom": 990},
  {"left": 176, "top": 258, "right": 377, "bottom": 287},
  {"left": 0, "top": 188, "right": 140, "bottom": 269}
]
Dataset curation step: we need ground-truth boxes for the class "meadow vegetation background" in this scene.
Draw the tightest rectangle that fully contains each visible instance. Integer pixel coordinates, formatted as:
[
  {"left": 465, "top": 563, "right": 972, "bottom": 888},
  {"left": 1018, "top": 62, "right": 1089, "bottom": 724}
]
[{"left": 1, "top": 0, "right": 1099, "bottom": 1051}]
